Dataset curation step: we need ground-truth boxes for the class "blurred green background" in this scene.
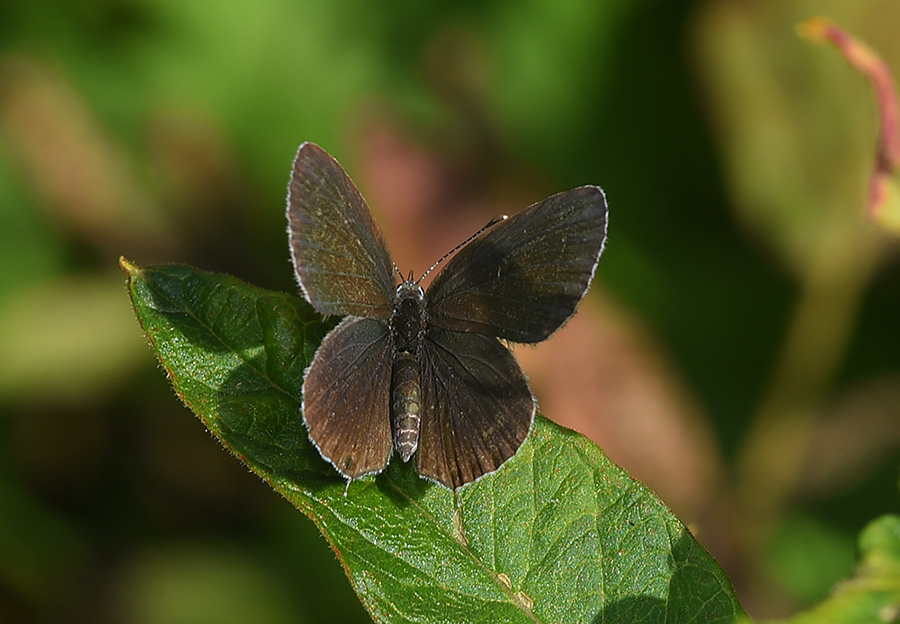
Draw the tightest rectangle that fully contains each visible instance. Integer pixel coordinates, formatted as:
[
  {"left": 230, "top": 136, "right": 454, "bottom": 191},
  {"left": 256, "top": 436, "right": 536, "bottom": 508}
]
[{"left": 1, "top": 0, "right": 899, "bottom": 622}]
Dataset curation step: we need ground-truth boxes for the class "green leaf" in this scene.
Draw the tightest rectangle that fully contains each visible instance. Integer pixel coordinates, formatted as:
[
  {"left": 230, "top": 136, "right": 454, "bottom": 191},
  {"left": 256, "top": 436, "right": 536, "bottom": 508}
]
[
  {"left": 122, "top": 258, "right": 746, "bottom": 624},
  {"left": 770, "top": 515, "right": 900, "bottom": 624}
]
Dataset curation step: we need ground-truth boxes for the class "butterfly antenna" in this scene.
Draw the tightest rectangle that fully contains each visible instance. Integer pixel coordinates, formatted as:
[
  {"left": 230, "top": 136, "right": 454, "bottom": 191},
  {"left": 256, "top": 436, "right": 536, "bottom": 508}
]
[{"left": 417, "top": 215, "right": 507, "bottom": 284}]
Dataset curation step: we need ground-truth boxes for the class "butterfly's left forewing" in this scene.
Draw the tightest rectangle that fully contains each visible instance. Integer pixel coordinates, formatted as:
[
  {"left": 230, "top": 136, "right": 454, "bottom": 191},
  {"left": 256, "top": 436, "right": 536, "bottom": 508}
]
[
  {"left": 416, "top": 328, "right": 534, "bottom": 489},
  {"left": 288, "top": 143, "right": 396, "bottom": 319}
]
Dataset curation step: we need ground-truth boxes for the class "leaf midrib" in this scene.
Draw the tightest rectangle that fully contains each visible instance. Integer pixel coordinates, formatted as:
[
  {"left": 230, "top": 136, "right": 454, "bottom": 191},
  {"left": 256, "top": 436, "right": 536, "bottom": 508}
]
[{"left": 139, "top": 268, "right": 300, "bottom": 402}]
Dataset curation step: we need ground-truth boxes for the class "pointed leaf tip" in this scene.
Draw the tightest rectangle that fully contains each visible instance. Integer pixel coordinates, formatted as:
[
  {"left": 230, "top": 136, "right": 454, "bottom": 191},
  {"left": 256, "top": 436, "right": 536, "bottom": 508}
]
[{"left": 119, "top": 256, "right": 138, "bottom": 276}]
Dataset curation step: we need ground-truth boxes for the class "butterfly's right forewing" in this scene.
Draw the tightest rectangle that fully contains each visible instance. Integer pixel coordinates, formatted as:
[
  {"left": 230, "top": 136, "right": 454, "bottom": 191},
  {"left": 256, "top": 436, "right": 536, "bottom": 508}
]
[
  {"left": 426, "top": 186, "right": 607, "bottom": 343},
  {"left": 288, "top": 142, "right": 396, "bottom": 319}
]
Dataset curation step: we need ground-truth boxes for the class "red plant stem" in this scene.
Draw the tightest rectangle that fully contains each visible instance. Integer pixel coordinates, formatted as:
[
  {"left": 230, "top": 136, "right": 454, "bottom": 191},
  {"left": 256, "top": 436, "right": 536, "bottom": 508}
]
[{"left": 799, "top": 16, "right": 900, "bottom": 217}]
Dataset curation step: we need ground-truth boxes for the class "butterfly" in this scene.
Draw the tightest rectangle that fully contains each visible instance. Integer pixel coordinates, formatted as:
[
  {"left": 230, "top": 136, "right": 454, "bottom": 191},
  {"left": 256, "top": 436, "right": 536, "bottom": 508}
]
[{"left": 287, "top": 142, "right": 607, "bottom": 489}]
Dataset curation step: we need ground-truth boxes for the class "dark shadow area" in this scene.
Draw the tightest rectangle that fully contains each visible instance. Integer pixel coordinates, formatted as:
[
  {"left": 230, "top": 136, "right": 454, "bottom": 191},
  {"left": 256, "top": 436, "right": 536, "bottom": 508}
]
[{"left": 593, "top": 530, "right": 743, "bottom": 623}]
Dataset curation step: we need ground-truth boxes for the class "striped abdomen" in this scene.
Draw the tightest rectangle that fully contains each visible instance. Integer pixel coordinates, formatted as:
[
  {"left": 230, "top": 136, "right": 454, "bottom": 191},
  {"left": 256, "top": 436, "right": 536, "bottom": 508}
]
[{"left": 391, "top": 351, "right": 421, "bottom": 462}]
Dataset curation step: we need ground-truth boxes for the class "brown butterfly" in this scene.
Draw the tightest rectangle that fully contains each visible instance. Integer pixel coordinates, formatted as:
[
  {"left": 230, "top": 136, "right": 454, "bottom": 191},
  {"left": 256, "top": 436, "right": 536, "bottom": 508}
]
[{"left": 287, "top": 143, "right": 607, "bottom": 489}]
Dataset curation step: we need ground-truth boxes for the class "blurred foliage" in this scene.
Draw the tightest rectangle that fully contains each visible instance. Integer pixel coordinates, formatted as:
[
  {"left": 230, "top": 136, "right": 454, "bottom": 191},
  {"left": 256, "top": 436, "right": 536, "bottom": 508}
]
[
  {"left": 0, "top": 0, "right": 898, "bottom": 622},
  {"left": 766, "top": 515, "right": 900, "bottom": 624}
]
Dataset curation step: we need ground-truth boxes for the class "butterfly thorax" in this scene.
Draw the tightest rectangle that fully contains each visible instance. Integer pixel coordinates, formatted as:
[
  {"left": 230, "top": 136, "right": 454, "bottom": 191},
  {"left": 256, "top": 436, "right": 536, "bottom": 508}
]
[
  {"left": 389, "top": 281, "right": 425, "bottom": 462},
  {"left": 390, "top": 281, "right": 426, "bottom": 351}
]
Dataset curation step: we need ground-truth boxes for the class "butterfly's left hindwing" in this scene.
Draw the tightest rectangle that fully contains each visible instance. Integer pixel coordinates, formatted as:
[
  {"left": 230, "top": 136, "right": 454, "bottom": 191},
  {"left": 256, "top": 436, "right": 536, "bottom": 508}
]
[{"left": 302, "top": 317, "right": 394, "bottom": 480}]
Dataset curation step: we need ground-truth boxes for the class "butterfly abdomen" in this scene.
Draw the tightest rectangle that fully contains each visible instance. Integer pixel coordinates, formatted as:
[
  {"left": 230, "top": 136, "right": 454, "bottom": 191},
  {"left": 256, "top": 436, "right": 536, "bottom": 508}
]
[
  {"left": 391, "top": 351, "right": 421, "bottom": 462},
  {"left": 390, "top": 282, "right": 426, "bottom": 463}
]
